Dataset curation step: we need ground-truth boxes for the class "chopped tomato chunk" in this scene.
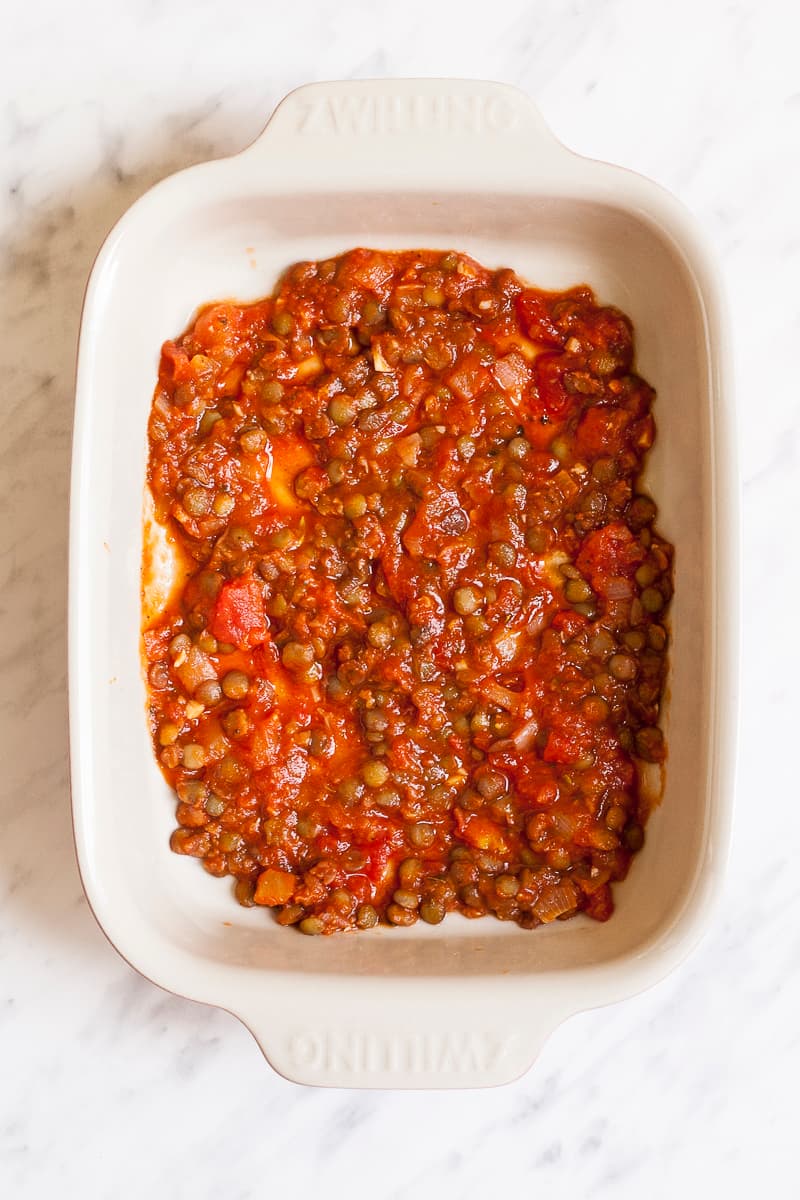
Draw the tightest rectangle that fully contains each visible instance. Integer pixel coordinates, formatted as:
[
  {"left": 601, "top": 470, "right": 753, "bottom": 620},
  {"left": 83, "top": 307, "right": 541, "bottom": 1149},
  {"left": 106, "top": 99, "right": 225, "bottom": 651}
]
[{"left": 211, "top": 573, "right": 269, "bottom": 649}]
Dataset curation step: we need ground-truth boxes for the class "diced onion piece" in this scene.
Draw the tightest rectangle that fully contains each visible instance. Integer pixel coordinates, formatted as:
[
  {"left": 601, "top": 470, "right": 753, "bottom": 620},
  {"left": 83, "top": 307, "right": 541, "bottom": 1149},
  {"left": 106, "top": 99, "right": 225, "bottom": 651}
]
[
  {"left": 551, "top": 811, "right": 578, "bottom": 840},
  {"left": 605, "top": 576, "right": 634, "bottom": 599},
  {"left": 510, "top": 714, "right": 540, "bottom": 751},
  {"left": 482, "top": 680, "right": 524, "bottom": 711},
  {"left": 396, "top": 433, "right": 421, "bottom": 466},
  {"left": 534, "top": 881, "right": 579, "bottom": 923},
  {"left": 493, "top": 351, "right": 531, "bottom": 398},
  {"left": 372, "top": 345, "right": 391, "bottom": 372},
  {"left": 295, "top": 354, "right": 323, "bottom": 380},
  {"left": 175, "top": 646, "right": 217, "bottom": 693},
  {"left": 492, "top": 628, "right": 520, "bottom": 665}
]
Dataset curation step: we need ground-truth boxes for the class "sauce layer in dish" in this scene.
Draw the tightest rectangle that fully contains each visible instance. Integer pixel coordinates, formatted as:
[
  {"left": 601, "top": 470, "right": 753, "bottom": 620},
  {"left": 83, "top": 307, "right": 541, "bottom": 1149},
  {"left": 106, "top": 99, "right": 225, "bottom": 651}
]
[{"left": 143, "top": 248, "right": 673, "bottom": 934}]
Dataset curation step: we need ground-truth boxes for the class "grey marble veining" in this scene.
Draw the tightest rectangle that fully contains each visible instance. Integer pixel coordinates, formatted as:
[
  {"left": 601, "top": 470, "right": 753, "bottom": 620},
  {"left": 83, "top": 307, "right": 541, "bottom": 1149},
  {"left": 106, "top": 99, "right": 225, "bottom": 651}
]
[{"left": 2, "top": 0, "right": 798, "bottom": 1195}]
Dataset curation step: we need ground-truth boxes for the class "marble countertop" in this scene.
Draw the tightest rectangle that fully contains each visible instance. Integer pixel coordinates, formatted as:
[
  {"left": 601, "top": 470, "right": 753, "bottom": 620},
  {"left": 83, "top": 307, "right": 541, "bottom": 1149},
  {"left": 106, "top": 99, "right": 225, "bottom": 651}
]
[{"left": 2, "top": 0, "right": 797, "bottom": 1194}]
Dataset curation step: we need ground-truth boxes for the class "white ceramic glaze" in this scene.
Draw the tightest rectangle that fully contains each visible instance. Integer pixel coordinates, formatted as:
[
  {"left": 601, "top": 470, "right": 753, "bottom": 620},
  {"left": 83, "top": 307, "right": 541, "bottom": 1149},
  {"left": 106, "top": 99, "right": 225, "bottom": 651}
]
[{"left": 69, "top": 79, "right": 738, "bottom": 1089}]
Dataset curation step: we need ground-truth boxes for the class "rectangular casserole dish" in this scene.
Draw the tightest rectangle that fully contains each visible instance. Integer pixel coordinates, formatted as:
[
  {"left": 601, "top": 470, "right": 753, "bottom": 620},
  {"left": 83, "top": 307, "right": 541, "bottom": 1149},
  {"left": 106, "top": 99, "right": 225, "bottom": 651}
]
[{"left": 70, "top": 79, "right": 738, "bottom": 1088}]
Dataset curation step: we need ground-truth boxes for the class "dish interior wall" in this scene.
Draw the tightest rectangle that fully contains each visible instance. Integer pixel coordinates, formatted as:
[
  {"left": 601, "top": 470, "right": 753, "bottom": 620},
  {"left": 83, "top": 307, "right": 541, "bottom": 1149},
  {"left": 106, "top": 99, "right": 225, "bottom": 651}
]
[{"left": 76, "top": 187, "right": 712, "bottom": 979}]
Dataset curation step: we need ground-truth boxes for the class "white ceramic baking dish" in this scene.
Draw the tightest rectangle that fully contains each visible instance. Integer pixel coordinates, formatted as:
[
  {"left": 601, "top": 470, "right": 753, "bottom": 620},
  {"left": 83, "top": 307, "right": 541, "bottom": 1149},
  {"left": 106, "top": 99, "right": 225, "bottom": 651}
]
[{"left": 70, "top": 79, "right": 738, "bottom": 1088}]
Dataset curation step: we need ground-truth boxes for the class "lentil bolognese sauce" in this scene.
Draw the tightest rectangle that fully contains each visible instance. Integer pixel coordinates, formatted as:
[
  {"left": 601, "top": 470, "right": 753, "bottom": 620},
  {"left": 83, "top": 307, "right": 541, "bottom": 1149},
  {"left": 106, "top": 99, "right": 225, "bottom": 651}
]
[{"left": 143, "top": 248, "right": 673, "bottom": 934}]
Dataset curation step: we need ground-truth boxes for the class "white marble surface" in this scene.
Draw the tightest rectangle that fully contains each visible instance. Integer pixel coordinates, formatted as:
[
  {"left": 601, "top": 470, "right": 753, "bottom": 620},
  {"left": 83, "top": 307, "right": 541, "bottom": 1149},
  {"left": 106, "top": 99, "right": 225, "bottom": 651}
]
[{"left": 2, "top": 0, "right": 797, "bottom": 1194}]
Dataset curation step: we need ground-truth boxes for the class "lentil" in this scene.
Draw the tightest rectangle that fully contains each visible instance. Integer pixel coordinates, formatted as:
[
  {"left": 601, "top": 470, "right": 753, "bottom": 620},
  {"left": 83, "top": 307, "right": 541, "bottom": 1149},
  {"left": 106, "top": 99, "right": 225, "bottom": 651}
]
[
  {"left": 221, "top": 670, "right": 250, "bottom": 700},
  {"left": 420, "top": 899, "right": 446, "bottom": 924}
]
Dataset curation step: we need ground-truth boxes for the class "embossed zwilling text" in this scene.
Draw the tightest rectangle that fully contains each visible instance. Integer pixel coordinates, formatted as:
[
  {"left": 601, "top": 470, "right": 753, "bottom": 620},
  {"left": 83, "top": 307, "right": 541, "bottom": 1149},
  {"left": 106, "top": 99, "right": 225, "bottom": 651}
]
[
  {"left": 287, "top": 1030, "right": 513, "bottom": 1074},
  {"left": 294, "top": 94, "right": 520, "bottom": 137}
]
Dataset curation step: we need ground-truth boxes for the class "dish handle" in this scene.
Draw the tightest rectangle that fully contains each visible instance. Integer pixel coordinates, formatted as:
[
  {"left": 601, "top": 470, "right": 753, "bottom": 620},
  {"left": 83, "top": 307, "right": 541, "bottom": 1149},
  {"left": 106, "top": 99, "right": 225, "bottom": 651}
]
[
  {"left": 236, "top": 976, "right": 564, "bottom": 1088},
  {"left": 241, "top": 78, "right": 567, "bottom": 187}
]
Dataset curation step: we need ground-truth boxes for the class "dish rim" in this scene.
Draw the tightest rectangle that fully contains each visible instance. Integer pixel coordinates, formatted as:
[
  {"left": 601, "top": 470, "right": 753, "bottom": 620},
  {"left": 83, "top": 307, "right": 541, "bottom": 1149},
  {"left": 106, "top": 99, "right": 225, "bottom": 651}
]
[{"left": 69, "top": 77, "right": 739, "bottom": 1088}]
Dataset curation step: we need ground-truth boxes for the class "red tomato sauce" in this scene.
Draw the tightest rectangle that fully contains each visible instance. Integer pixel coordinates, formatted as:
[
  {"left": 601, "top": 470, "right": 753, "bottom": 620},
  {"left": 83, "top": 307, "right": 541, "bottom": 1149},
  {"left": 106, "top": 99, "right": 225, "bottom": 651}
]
[{"left": 143, "top": 248, "right": 673, "bottom": 934}]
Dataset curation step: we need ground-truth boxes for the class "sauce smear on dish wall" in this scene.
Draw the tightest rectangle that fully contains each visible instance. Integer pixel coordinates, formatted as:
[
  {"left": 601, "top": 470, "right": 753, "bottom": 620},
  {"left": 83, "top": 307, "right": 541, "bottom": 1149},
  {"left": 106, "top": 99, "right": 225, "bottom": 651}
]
[{"left": 142, "top": 248, "right": 673, "bottom": 934}]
